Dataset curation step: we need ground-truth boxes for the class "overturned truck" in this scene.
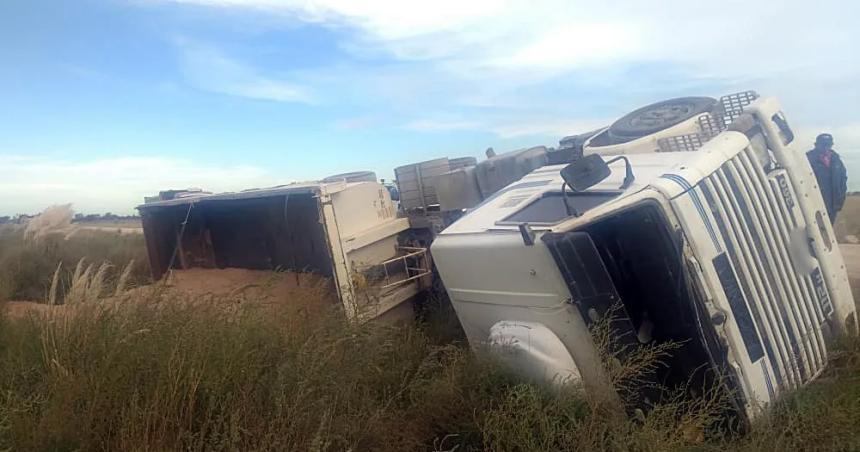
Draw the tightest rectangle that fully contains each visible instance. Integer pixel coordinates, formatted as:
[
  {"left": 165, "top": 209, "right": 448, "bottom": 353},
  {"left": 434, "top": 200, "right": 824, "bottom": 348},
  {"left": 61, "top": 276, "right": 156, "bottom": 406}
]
[
  {"left": 139, "top": 91, "right": 856, "bottom": 422},
  {"left": 431, "top": 92, "right": 857, "bottom": 420}
]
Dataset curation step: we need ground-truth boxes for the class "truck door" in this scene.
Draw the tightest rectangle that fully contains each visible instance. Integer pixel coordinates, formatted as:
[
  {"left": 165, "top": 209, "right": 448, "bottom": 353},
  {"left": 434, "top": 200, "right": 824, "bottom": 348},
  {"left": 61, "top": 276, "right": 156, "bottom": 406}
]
[{"left": 542, "top": 231, "right": 658, "bottom": 407}]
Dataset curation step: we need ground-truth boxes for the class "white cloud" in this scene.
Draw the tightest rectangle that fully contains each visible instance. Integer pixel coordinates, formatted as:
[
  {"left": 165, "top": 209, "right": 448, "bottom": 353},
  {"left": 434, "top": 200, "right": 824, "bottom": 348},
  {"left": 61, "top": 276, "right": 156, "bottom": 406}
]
[
  {"left": 403, "top": 117, "right": 484, "bottom": 133},
  {"left": 160, "top": 0, "right": 859, "bottom": 77},
  {"left": 176, "top": 39, "right": 314, "bottom": 103},
  {"left": 160, "top": 0, "right": 508, "bottom": 41},
  {"left": 0, "top": 155, "right": 282, "bottom": 215},
  {"left": 489, "top": 118, "right": 609, "bottom": 139},
  {"left": 332, "top": 115, "right": 378, "bottom": 130},
  {"left": 157, "top": 0, "right": 860, "bottom": 131},
  {"left": 485, "top": 24, "right": 640, "bottom": 71},
  {"left": 404, "top": 114, "right": 609, "bottom": 138},
  {"left": 146, "top": 0, "right": 860, "bottom": 185}
]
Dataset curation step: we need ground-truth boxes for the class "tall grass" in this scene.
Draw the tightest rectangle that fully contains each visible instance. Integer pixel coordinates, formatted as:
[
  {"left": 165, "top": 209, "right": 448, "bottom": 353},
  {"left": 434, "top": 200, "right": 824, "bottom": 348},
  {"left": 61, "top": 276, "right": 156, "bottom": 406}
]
[
  {"left": 2, "top": 227, "right": 859, "bottom": 450},
  {"left": 3, "top": 283, "right": 859, "bottom": 451},
  {"left": 0, "top": 226, "right": 149, "bottom": 303},
  {"left": 0, "top": 289, "right": 502, "bottom": 451}
]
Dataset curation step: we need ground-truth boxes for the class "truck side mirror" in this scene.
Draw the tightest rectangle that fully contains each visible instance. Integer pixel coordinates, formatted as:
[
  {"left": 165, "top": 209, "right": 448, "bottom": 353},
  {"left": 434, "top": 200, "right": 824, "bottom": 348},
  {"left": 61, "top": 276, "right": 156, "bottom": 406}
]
[
  {"left": 561, "top": 154, "right": 636, "bottom": 193},
  {"left": 560, "top": 154, "right": 611, "bottom": 192}
]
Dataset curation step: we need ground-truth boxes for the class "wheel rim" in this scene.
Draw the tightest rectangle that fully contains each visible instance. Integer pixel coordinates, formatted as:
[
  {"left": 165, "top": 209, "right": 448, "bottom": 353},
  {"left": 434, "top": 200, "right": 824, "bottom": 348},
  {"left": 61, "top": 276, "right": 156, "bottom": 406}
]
[{"left": 628, "top": 102, "right": 697, "bottom": 129}]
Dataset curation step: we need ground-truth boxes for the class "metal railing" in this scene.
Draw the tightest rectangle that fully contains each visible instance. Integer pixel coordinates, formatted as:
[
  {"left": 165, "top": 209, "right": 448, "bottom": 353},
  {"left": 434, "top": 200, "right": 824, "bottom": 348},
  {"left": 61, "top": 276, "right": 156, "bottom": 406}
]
[
  {"left": 656, "top": 91, "right": 760, "bottom": 153},
  {"left": 357, "top": 246, "right": 432, "bottom": 291}
]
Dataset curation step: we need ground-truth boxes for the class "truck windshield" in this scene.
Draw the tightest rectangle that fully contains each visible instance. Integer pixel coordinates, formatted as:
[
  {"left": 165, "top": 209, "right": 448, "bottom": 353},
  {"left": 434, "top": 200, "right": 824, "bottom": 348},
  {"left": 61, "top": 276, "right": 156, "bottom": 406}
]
[{"left": 500, "top": 191, "right": 619, "bottom": 225}]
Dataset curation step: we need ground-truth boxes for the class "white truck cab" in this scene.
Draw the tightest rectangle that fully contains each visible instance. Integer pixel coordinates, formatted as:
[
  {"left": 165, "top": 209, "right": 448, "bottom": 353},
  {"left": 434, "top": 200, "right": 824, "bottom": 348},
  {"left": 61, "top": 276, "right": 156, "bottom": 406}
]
[{"left": 431, "top": 92, "right": 856, "bottom": 419}]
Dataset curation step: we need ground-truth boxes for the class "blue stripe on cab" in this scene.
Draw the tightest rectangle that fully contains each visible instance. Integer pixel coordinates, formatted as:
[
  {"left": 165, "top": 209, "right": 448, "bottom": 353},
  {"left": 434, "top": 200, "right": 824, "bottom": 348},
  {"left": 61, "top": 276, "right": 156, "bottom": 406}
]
[
  {"left": 761, "top": 360, "right": 775, "bottom": 401},
  {"left": 660, "top": 174, "right": 722, "bottom": 252}
]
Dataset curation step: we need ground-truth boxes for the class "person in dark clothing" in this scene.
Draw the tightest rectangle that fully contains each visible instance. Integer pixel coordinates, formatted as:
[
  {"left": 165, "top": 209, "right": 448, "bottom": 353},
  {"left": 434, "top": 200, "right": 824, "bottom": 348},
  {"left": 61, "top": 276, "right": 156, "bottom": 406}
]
[{"left": 806, "top": 133, "right": 848, "bottom": 223}]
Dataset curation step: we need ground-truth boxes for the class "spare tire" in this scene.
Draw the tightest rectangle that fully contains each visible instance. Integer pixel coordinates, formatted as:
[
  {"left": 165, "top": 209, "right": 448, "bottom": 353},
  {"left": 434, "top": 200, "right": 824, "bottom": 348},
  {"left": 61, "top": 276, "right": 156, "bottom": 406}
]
[
  {"left": 608, "top": 96, "right": 717, "bottom": 143},
  {"left": 322, "top": 171, "right": 377, "bottom": 183}
]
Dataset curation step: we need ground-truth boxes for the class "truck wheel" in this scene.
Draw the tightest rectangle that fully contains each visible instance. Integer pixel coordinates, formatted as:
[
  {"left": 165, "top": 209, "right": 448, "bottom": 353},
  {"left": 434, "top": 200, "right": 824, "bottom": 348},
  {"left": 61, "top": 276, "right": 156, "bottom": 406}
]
[{"left": 608, "top": 96, "right": 717, "bottom": 143}]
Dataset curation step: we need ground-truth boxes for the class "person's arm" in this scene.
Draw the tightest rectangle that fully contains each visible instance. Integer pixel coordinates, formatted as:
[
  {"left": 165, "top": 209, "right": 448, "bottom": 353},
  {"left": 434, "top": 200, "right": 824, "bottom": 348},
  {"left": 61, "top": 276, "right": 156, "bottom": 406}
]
[{"left": 834, "top": 155, "right": 848, "bottom": 212}]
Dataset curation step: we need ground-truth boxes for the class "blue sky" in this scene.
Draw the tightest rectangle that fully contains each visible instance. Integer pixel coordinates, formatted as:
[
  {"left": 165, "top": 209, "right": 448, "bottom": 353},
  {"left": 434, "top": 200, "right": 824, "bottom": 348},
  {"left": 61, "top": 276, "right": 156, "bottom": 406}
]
[{"left": 1, "top": 0, "right": 858, "bottom": 215}]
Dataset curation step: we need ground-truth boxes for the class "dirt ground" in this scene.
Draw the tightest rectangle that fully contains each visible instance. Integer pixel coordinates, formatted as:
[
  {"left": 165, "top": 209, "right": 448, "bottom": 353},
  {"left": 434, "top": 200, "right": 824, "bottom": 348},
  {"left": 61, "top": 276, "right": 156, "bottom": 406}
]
[
  {"left": 835, "top": 194, "right": 860, "bottom": 244},
  {"left": 5, "top": 252, "right": 859, "bottom": 320},
  {"left": 3, "top": 301, "right": 51, "bottom": 318},
  {"left": 74, "top": 219, "right": 142, "bottom": 229},
  {"left": 2, "top": 268, "right": 337, "bottom": 320},
  {"left": 164, "top": 268, "right": 335, "bottom": 305},
  {"left": 75, "top": 226, "right": 142, "bottom": 235},
  {"left": 841, "top": 245, "right": 860, "bottom": 302}
]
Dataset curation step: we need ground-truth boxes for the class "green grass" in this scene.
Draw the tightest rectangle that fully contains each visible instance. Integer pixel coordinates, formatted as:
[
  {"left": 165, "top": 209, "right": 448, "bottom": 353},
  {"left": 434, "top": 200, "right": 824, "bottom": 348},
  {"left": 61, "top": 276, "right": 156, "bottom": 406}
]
[
  {"left": 728, "top": 340, "right": 860, "bottom": 451},
  {"left": 2, "top": 287, "right": 860, "bottom": 451},
  {"left": 0, "top": 226, "right": 149, "bottom": 302},
  {"left": 2, "top": 229, "right": 860, "bottom": 451}
]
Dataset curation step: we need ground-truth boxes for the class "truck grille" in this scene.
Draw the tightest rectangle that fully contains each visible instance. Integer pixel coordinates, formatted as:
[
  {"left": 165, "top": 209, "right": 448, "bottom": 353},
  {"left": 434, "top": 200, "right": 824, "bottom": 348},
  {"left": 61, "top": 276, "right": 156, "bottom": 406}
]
[{"left": 698, "top": 147, "right": 828, "bottom": 392}]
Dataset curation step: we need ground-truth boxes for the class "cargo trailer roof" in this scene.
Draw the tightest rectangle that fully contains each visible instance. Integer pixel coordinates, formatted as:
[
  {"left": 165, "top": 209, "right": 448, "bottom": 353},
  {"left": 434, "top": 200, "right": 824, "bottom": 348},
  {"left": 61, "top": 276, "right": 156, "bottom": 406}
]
[{"left": 137, "top": 180, "right": 365, "bottom": 210}]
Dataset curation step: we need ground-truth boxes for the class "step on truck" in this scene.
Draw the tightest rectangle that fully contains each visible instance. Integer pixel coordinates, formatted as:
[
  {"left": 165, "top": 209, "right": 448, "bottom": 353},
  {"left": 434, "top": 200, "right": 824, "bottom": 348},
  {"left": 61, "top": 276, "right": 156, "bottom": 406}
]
[{"left": 430, "top": 92, "right": 857, "bottom": 420}]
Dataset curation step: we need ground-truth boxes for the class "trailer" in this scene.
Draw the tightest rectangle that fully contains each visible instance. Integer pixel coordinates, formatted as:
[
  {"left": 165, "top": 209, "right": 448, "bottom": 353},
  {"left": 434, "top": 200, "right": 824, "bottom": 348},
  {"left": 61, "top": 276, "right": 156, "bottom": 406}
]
[
  {"left": 136, "top": 146, "right": 548, "bottom": 321},
  {"left": 138, "top": 178, "right": 431, "bottom": 321}
]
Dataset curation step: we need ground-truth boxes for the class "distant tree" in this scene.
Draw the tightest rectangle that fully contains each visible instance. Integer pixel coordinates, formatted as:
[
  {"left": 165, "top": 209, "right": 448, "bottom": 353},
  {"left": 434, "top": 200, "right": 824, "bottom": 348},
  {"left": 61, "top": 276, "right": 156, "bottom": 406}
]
[{"left": 13, "top": 214, "right": 33, "bottom": 224}]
